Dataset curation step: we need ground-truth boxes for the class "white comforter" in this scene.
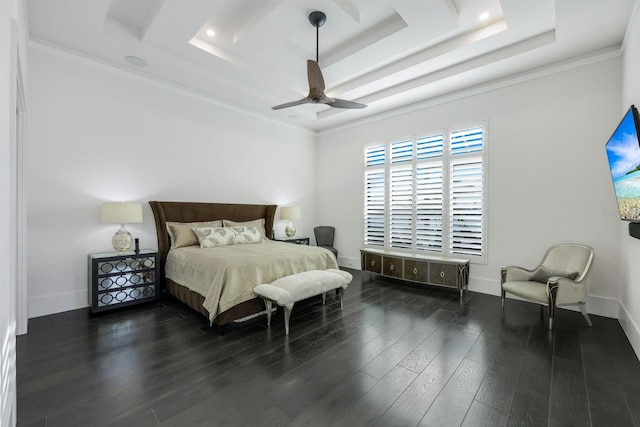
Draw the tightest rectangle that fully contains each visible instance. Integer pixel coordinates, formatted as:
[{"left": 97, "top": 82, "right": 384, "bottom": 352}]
[{"left": 165, "top": 240, "right": 338, "bottom": 321}]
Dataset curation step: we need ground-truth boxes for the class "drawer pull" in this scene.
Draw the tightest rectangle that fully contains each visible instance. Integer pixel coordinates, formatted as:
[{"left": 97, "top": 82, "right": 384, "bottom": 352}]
[
  {"left": 371, "top": 260, "right": 375, "bottom": 266},
  {"left": 389, "top": 264, "right": 394, "bottom": 271},
  {"left": 440, "top": 271, "right": 445, "bottom": 278},
  {"left": 413, "top": 268, "right": 418, "bottom": 275}
]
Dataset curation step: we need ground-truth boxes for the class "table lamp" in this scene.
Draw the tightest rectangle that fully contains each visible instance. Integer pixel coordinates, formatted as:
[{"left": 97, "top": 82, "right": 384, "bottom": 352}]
[
  {"left": 280, "top": 206, "right": 301, "bottom": 238},
  {"left": 101, "top": 202, "right": 143, "bottom": 251}
]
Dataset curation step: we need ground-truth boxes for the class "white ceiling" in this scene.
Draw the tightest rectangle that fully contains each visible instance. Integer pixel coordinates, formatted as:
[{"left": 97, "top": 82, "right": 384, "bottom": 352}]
[{"left": 26, "top": 0, "right": 637, "bottom": 132}]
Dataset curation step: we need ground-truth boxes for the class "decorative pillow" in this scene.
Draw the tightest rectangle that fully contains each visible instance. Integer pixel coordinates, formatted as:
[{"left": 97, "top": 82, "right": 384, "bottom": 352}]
[
  {"left": 194, "top": 227, "right": 235, "bottom": 248},
  {"left": 530, "top": 267, "right": 579, "bottom": 284},
  {"left": 232, "top": 226, "right": 263, "bottom": 244},
  {"left": 194, "top": 226, "right": 264, "bottom": 248},
  {"left": 223, "top": 218, "right": 267, "bottom": 240},
  {"left": 166, "top": 220, "right": 222, "bottom": 249}
]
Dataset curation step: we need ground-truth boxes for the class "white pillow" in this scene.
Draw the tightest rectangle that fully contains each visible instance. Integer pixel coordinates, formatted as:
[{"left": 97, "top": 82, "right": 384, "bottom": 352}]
[{"left": 194, "top": 226, "right": 263, "bottom": 248}]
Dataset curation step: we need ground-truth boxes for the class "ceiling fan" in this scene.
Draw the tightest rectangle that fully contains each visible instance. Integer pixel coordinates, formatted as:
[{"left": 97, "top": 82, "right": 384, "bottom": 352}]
[{"left": 272, "top": 11, "right": 367, "bottom": 111}]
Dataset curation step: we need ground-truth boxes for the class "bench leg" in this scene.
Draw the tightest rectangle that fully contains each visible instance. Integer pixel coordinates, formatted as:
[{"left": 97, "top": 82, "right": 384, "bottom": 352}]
[
  {"left": 284, "top": 303, "right": 294, "bottom": 335},
  {"left": 263, "top": 299, "right": 273, "bottom": 326}
]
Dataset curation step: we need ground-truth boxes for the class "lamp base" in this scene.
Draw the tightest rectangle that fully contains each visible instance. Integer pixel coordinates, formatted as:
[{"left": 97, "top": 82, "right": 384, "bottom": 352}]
[
  {"left": 285, "top": 221, "right": 296, "bottom": 238},
  {"left": 112, "top": 225, "right": 133, "bottom": 251}
]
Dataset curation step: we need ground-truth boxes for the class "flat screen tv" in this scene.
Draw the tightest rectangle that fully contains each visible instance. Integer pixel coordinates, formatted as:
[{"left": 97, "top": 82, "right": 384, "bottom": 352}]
[{"left": 605, "top": 105, "right": 640, "bottom": 221}]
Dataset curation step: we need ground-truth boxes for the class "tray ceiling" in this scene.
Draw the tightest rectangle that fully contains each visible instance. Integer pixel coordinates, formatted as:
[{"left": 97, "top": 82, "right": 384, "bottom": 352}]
[{"left": 26, "top": 0, "right": 637, "bottom": 132}]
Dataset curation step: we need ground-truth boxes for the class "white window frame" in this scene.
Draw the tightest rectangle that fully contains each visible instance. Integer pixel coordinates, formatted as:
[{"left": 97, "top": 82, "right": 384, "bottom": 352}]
[{"left": 363, "top": 122, "right": 487, "bottom": 264}]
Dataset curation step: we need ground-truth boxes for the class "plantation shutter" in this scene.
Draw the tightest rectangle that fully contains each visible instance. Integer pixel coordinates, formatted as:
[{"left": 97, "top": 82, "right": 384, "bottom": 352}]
[
  {"left": 389, "top": 165, "right": 413, "bottom": 249},
  {"left": 364, "top": 145, "right": 386, "bottom": 246},
  {"left": 363, "top": 124, "right": 485, "bottom": 260},
  {"left": 365, "top": 145, "right": 386, "bottom": 167},
  {"left": 449, "top": 126, "right": 484, "bottom": 257},
  {"left": 415, "top": 134, "right": 445, "bottom": 252},
  {"left": 391, "top": 139, "right": 413, "bottom": 163},
  {"left": 415, "top": 162, "right": 444, "bottom": 252}
]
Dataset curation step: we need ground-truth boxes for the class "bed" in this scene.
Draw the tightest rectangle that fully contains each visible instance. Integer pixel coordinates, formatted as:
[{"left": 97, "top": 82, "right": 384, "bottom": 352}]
[{"left": 149, "top": 201, "right": 338, "bottom": 325}]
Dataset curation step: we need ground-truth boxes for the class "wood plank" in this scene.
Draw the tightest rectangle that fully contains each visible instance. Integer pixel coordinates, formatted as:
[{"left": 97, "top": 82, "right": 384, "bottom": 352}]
[
  {"left": 333, "top": 365, "right": 418, "bottom": 427},
  {"left": 461, "top": 400, "right": 507, "bottom": 427},
  {"left": 417, "top": 358, "right": 489, "bottom": 427},
  {"left": 548, "top": 357, "right": 589, "bottom": 426},
  {"left": 374, "top": 328, "right": 478, "bottom": 426}
]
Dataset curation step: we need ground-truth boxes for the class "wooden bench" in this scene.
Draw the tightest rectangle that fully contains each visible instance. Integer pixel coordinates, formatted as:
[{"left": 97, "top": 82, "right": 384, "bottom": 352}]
[{"left": 253, "top": 269, "right": 352, "bottom": 334}]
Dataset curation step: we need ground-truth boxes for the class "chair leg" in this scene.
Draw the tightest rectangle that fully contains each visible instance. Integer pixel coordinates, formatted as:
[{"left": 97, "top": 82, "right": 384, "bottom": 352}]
[
  {"left": 548, "top": 286, "right": 558, "bottom": 331},
  {"left": 578, "top": 303, "right": 592, "bottom": 327},
  {"left": 500, "top": 269, "right": 506, "bottom": 310},
  {"left": 284, "top": 303, "right": 294, "bottom": 335},
  {"left": 263, "top": 299, "right": 273, "bottom": 326}
]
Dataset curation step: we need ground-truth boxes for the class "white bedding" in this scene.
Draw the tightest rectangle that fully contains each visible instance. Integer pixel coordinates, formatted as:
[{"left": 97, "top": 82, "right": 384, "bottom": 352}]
[{"left": 165, "top": 240, "right": 338, "bottom": 321}]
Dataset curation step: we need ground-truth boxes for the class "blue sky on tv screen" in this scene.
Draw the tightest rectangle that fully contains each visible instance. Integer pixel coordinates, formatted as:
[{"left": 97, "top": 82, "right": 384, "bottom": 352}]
[{"left": 606, "top": 109, "right": 640, "bottom": 180}]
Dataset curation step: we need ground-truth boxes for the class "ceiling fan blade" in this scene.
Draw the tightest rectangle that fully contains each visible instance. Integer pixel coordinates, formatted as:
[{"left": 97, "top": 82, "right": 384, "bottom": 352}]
[
  {"left": 307, "top": 60, "right": 325, "bottom": 93},
  {"left": 272, "top": 97, "right": 313, "bottom": 110},
  {"left": 327, "top": 98, "right": 367, "bottom": 109}
]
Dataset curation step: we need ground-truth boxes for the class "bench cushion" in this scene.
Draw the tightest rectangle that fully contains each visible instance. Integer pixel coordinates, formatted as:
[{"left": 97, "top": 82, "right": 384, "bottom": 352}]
[{"left": 254, "top": 269, "right": 352, "bottom": 306}]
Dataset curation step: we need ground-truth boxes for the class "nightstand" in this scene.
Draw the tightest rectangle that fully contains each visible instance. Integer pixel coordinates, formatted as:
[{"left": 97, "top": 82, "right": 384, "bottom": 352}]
[
  {"left": 274, "top": 237, "right": 310, "bottom": 245},
  {"left": 88, "top": 249, "right": 160, "bottom": 314}
]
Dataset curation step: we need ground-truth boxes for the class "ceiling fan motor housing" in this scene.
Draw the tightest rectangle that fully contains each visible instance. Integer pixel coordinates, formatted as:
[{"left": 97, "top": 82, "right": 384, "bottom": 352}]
[{"left": 308, "top": 11, "right": 326, "bottom": 28}]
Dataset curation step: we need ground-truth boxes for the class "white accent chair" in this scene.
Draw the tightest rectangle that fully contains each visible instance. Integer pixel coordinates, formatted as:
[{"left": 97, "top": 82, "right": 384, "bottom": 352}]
[{"left": 501, "top": 244, "right": 594, "bottom": 330}]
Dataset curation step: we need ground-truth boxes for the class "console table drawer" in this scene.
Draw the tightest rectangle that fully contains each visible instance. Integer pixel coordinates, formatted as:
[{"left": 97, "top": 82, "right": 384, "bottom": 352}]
[
  {"left": 383, "top": 256, "right": 403, "bottom": 278},
  {"left": 428, "top": 262, "right": 458, "bottom": 288},
  {"left": 363, "top": 252, "right": 382, "bottom": 274},
  {"left": 404, "top": 260, "right": 429, "bottom": 282}
]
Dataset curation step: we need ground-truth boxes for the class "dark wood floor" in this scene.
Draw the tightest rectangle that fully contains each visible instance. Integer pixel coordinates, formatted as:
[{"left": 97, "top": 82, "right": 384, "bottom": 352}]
[{"left": 16, "top": 269, "right": 640, "bottom": 427}]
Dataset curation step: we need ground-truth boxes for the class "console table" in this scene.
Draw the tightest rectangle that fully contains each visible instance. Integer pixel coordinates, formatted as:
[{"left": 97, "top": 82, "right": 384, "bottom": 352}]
[{"left": 360, "top": 248, "right": 469, "bottom": 298}]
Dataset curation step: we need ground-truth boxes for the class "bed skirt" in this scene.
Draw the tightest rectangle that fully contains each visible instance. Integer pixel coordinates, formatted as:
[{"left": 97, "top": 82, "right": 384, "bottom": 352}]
[{"left": 165, "top": 278, "right": 265, "bottom": 325}]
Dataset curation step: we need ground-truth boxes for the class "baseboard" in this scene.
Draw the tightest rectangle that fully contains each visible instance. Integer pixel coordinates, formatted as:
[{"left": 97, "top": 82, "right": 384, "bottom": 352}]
[
  {"left": 469, "top": 276, "right": 501, "bottom": 296},
  {"left": 29, "top": 289, "right": 88, "bottom": 318},
  {"left": 338, "top": 255, "right": 360, "bottom": 270},
  {"left": 583, "top": 295, "right": 619, "bottom": 318},
  {"left": 619, "top": 302, "right": 640, "bottom": 360}
]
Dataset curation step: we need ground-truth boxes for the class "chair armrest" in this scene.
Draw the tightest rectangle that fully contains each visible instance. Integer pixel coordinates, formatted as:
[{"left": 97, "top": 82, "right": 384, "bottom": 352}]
[
  {"left": 547, "top": 277, "right": 586, "bottom": 305},
  {"left": 501, "top": 266, "right": 536, "bottom": 283}
]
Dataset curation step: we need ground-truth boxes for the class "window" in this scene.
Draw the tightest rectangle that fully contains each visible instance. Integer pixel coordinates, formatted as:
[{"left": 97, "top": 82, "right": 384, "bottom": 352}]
[{"left": 363, "top": 124, "right": 486, "bottom": 261}]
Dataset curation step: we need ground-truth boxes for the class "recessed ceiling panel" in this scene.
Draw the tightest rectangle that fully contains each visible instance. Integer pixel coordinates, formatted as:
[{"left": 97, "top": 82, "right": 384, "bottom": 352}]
[{"left": 26, "top": 0, "right": 636, "bottom": 132}]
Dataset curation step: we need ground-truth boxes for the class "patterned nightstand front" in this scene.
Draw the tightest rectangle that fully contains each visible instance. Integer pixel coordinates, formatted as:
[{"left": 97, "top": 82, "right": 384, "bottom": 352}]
[{"left": 88, "top": 249, "right": 160, "bottom": 313}]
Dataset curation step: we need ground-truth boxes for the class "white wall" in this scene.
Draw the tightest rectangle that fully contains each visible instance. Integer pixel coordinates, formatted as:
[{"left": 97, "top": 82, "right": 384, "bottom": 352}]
[
  {"left": 619, "top": 4, "right": 640, "bottom": 358},
  {"left": 26, "top": 46, "right": 317, "bottom": 318},
  {"left": 1, "top": 0, "right": 27, "bottom": 424},
  {"left": 317, "top": 57, "right": 623, "bottom": 318}
]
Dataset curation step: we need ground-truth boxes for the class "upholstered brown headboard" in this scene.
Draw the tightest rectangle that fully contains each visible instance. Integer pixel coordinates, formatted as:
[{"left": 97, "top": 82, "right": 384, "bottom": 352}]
[{"left": 149, "top": 201, "right": 277, "bottom": 286}]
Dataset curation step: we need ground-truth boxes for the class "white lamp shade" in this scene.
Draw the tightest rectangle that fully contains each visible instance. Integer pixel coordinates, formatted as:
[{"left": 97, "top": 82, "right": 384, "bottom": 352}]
[
  {"left": 280, "top": 206, "right": 301, "bottom": 220},
  {"left": 101, "top": 202, "right": 143, "bottom": 224}
]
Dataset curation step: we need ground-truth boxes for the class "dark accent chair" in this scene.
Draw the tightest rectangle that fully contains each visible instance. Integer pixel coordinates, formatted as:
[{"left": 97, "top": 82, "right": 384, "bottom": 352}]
[{"left": 314, "top": 226, "right": 337, "bottom": 258}]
